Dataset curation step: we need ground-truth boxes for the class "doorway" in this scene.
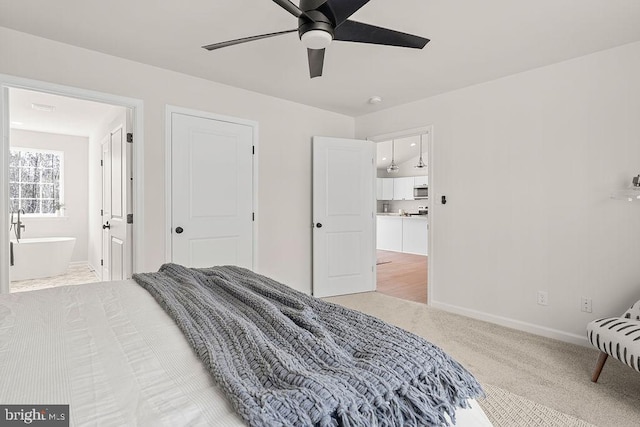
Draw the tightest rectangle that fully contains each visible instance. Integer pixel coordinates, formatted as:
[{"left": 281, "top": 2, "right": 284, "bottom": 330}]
[
  {"left": 0, "top": 77, "right": 144, "bottom": 294},
  {"left": 370, "top": 127, "right": 432, "bottom": 304}
]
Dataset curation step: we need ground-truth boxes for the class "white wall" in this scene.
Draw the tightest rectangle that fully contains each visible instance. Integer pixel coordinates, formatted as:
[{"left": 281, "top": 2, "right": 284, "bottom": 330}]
[
  {"left": 0, "top": 27, "right": 354, "bottom": 293},
  {"left": 10, "top": 129, "right": 89, "bottom": 263},
  {"left": 357, "top": 41, "right": 640, "bottom": 344}
]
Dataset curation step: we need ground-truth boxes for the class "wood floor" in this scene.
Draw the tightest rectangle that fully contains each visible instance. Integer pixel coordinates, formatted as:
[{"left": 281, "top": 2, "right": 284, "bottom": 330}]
[{"left": 376, "top": 250, "right": 427, "bottom": 304}]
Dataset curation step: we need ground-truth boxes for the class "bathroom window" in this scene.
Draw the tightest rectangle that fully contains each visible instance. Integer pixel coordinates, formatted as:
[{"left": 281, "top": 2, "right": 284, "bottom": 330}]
[{"left": 9, "top": 148, "right": 64, "bottom": 215}]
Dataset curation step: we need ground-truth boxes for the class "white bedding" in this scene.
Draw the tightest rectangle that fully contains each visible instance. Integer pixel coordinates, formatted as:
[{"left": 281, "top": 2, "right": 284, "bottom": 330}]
[{"left": 0, "top": 280, "right": 492, "bottom": 426}]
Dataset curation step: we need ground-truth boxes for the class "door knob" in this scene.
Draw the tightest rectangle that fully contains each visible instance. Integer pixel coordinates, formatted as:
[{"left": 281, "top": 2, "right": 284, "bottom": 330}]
[
  {"left": 175, "top": 227, "right": 184, "bottom": 234},
  {"left": 102, "top": 222, "right": 110, "bottom": 229},
  {"left": 316, "top": 223, "right": 323, "bottom": 228}
]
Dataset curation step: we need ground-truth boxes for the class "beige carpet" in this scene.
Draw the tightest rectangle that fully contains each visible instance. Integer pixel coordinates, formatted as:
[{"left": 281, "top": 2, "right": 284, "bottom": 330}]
[{"left": 326, "top": 292, "right": 640, "bottom": 427}]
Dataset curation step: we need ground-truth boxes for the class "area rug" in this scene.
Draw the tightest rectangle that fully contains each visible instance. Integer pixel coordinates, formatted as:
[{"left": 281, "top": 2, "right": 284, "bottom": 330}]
[{"left": 478, "top": 384, "right": 596, "bottom": 427}]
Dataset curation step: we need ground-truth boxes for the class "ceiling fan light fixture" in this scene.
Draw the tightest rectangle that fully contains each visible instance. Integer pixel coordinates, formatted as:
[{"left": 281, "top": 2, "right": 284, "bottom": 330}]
[
  {"left": 202, "top": 1, "right": 429, "bottom": 79},
  {"left": 301, "top": 29, "right": 333, "bottom": 50}
]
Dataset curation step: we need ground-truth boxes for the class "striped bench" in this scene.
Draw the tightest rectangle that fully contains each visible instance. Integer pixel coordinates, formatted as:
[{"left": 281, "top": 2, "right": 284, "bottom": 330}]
[{"left": 587, "top": 300, "right": 640, "bottom": 382}]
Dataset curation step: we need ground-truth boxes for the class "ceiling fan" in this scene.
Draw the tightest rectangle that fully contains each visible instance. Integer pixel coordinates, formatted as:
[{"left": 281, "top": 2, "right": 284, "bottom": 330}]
[{"left": 202, "top": 0, "right": 430, "bottom": 78}]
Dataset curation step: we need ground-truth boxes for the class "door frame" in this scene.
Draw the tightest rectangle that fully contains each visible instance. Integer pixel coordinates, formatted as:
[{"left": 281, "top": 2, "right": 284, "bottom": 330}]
[
  {"left": 164, "top": 105, "right": 259, "bottom": 270},
  {"left": 0, "top": 74, "right": 145, "bottom": 294},
  {"left": 366, "top": 125, "right": 434, "bottom": 305}
]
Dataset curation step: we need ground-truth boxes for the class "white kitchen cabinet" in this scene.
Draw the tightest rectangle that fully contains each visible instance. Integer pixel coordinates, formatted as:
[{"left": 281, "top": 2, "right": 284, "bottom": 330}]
[
  {"left": 377, "top": 178, "right": 394, "bottom": 200},
  {"left": 393, "top": 177, "right": 414, "bottom": 200},
  {"left": 376, "top": 216, "right": 403, "bottom": 252},
  {"left": 377, "top": 216, "right": 428, "bottom": 255},
  {"left": 402, "top": 218, "right": 428, "bottom": 255},
  {"left": 414, "top": 176, "right": 428, "bottom": 186}
]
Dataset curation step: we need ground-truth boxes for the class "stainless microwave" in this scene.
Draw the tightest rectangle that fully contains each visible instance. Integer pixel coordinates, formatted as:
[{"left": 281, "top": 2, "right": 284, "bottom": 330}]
[{"left": 414, "top": 186, "right": 428, "bottom": 199}]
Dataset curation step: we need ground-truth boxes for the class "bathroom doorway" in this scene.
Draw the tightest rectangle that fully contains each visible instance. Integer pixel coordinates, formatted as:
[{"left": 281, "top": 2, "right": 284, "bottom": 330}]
[{"left": 3, "top": 85, "right": 136, "bottom": 293}]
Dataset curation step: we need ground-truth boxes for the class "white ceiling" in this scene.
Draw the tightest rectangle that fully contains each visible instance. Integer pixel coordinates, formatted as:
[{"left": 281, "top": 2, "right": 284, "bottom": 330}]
[
  {"left": 9, "top": 88, "right": 119, "bottom": 137},
  {"left": 1, "top": 1, "right": 640, "bottom": 117}
]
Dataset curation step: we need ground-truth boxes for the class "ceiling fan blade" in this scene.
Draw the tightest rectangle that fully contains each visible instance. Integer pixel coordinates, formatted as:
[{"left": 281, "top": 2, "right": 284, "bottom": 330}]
[
  {"left": 273, "top": 0, "right": 314, "bottom": 20},
  {"left": 334, "top": 20, "right": 429, "bottom": 49},
  {"left": 324, "top": 0, "right": 370, "bottom": 26},
  {"left": 202, "top": 29, "right": 297, "bottom": 51},
  {"left": 307, "top": 48, "right": 325, "bottom": 78},
  {"left": 301, "top": 0, "right": 329, "bottom": 11}
]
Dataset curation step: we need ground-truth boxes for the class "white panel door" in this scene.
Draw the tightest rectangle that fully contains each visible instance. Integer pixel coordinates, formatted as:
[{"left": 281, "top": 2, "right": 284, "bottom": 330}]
[
  {"left": 101, "top": 118, "right": 132, "bottom": 281},
  {"left": 171, "top": 113, "right": 253, "bottom": 269},
  {"left": 312, "top": 136, "right": 375, "bottom": 298},
  {"left": 101, "top": 139, "right": 111, "bottom": 280}
]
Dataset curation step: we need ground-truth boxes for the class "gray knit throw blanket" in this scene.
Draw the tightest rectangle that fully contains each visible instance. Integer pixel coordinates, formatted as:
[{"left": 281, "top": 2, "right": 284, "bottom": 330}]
[{"left": 133, "top": 264, "right": 483, "bottom": 427}]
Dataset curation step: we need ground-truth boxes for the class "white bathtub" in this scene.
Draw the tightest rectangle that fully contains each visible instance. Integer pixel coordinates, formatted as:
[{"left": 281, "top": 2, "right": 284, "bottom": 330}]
[{"left": 10, "top": 237, "right": 77, "bottom": 281}]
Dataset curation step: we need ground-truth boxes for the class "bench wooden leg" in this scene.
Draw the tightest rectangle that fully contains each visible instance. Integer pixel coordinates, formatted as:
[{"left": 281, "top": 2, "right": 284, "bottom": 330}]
[{"left": 591, "top": 352, "right": 608, "bottom": 382}]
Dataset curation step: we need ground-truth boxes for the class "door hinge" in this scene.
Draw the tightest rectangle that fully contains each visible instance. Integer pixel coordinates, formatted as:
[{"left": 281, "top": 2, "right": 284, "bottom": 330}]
[
  {"left": 127, "top": 133, "right": 133, "bottom": 143},
  {"left": 252, "top": 146, "right": 255, "bottom": 155},
  {"left": 100, "top": 209, "right": 103, "bottom": 216},
  {"left": 127, "top": 214, "right": 133, "bottom": 224},
  {"left": 100, "top": 259, "right": 104, "bottom": 266},
  {"left": 100, "top": 160, "right": 103, "bottom": 166},
  {"left": 252, "top": 212, "right": 255, "bottom": 221}
]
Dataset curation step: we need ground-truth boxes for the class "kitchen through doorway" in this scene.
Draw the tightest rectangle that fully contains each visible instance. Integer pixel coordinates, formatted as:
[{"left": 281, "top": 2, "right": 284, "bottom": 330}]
[{"left": 373, "top": 129, "right": 431, "bottom": 304}]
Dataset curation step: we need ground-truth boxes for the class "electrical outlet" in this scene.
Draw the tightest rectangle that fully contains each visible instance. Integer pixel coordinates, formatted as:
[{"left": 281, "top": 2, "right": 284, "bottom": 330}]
[
  {"left": 537, "top": 291, "right": 548, "bottom": 306},
  {"left": 581, "top": 297, "right": 592, "bottom": 313}
]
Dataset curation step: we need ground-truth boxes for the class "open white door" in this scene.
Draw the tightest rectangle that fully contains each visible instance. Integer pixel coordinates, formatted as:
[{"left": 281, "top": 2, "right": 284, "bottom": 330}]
[
  {"left": 312, "top": 136, "right": 375, "bottom": 298},
  {"left": 101, "top": 137, "right": 111, "bottom": 281},
  {"left": 101, "top": 112, "right": 133, "bottom": 281},
  {"left": 170, "top": 112, "right": 254, "bottom": 269}
]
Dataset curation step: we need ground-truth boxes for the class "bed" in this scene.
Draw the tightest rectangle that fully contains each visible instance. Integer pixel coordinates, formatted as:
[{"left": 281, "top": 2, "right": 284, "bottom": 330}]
[{"left": 0, "top": 265, "right": 493, "bottom": 426}]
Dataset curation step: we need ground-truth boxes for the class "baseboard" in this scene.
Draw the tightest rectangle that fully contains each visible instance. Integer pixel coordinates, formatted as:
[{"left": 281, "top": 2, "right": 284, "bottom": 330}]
[
  {"left": 69, "top": 261, "right": 87, "bottom": 267},
  {"left": 430, "top": 300, "right": 590, "bottom": 348}
]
